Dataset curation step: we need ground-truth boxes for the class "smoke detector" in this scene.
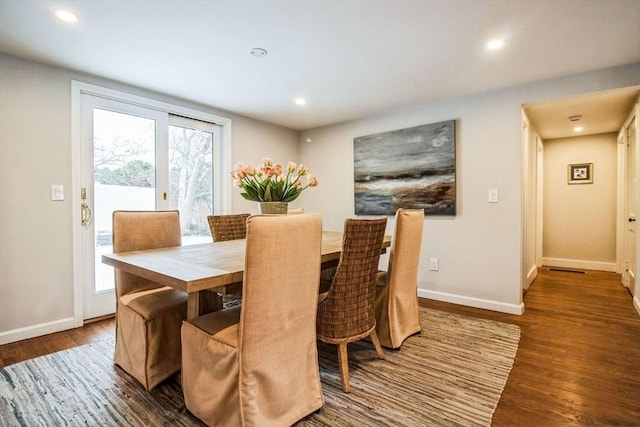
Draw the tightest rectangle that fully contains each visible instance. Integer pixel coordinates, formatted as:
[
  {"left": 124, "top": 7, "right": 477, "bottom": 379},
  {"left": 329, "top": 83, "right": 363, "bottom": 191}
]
[{"left": 249, "top": 48, "right": 268, "bottom": 57}]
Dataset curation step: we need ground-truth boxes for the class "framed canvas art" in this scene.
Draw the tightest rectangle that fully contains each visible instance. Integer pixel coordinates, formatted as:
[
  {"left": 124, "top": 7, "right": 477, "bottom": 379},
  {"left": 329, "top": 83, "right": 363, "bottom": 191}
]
[{"left": 353, "top": 120, "right": 456, "bottom": 216}]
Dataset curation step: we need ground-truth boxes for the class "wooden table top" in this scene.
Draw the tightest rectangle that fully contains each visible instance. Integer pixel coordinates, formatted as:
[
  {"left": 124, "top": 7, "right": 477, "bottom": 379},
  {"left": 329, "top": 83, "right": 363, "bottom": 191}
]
[{"left": 102, "top": 231, "right": 391, "bottom": 295}]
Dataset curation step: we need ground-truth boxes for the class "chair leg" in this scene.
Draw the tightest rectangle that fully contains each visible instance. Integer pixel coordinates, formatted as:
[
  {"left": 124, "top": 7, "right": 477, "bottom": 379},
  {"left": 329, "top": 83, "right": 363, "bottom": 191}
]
[
  {"left": 369, "top": 329, "right": 385, "bottom": 360},
  {"left": 337, "top": 343, "right": 350, "bottom": 393}
]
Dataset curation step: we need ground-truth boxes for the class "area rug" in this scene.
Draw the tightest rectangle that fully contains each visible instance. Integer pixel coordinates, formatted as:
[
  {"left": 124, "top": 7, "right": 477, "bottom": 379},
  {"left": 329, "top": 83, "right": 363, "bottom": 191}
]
[{"left": 0, "top": 308, "right": 520, "bottom": 427}]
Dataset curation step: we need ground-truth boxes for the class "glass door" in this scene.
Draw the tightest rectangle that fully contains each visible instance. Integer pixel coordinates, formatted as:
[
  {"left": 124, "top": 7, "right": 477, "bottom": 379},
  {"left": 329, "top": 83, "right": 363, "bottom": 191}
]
[
  {"left": 80, "top": 95, "right": 221, "bottom": 320},
  {"left": 74, "top": 83, "right": 229, "bottom": 322},
  {"left": 81, "top": 96, "right": 165, "bottom": 319}
]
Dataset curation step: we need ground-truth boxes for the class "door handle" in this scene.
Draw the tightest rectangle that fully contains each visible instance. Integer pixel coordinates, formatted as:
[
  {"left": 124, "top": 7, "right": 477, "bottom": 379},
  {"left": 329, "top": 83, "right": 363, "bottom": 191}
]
[
  {"left": 81, "top": 202, "right": 92, "bottom": 226},
  {"left": 80, "top": 187, "right": 92, "bottom": 226},
  {"left": 629, "top": 218, "right": 637, "bottom": 223}
]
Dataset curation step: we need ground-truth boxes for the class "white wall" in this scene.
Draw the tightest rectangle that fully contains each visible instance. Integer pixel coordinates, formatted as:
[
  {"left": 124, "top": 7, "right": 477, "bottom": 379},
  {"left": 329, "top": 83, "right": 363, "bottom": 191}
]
[
  {"left": 298, "top": 63, "right": 640, "bottom": 315},
  {"left": 542, "top": 133, "right": 618, "bottom": 271},
  {"left": 0, "top": 53, "right": 298, "bottom": 342}
]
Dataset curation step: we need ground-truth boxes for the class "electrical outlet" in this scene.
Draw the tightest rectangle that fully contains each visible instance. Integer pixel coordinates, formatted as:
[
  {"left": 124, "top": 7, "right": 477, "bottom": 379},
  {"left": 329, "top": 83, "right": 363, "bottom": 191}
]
[{"left": 430, "top": 258, "right": 439, "bottom": 271}]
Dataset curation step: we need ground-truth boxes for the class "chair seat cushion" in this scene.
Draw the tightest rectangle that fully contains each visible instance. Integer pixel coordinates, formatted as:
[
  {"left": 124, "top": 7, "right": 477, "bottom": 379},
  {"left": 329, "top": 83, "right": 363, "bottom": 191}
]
[
  {"left": 121, "top": 286, "right": 187, "bottom": 320},
  {"left": 187, "top": 305, "right": 241, "bottom": 347}
]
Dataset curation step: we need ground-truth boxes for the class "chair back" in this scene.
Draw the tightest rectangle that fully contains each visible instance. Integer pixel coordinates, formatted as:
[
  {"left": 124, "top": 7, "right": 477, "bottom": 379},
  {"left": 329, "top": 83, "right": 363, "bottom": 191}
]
[
  {"left": 238, "top": 213, "right": 323, "bottom": 418},
  {"left": 387, "top": 209, "right": 423, "bottom": 326},
  {"left": 112, "top": 210, "right": 181, "bottom": 298},
  {"left": 317, "top": 217, "right": 387, "bottom": 341},
  {"left": 207, "top": 213, "right": 250, "bottom": 241}
]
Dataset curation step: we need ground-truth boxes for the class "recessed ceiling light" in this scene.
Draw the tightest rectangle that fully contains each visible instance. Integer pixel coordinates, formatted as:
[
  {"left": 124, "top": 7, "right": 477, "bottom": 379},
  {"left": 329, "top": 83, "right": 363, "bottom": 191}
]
[
  {"left": 294, "top": 98, "right": 307, "bottom": 106},
  {"left": 53, "top": 9, "right": 78, "bottom": 23},
  {"left": 487, "top": 39, "right": 504, "bottom": 50},
  {"left": 305, "top": 138, "right": 312, "bottom": 143},
  {"left": 573, "top": 126, "right": 584, "bottom": 133}
]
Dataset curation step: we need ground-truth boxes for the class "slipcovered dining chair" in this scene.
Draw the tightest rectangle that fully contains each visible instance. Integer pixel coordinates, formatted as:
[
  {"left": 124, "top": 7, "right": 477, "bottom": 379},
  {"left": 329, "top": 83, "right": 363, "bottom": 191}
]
[
  {"left": 207, "top": 213, "right": 250, "bottom": 242},
  {"left": 374, "top": 208, "right": 424, "bottom": 349},
  {"left": 112, "top": 210, "right": 187, "bottom": 391},
  {"left": 181, "top": 214, "right": 324, "bottom": 426},
  {"left": 316, "top": 217, "right": 387, "bottom": 393},
  {"left": 287, "top": 207, "right": 305, "bottom": 214}
]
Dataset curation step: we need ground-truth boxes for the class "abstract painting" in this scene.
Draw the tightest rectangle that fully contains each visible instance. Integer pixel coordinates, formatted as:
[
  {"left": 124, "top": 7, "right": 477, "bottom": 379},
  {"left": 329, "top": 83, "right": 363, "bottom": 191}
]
[{"left": 354, "top": 120, "right": 456, "bottom": 216}]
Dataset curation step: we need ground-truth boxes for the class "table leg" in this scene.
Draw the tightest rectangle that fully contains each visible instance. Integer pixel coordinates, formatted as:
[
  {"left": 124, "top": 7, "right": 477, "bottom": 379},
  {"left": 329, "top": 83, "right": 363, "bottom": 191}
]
[
  {"left": 187, "top": 293, "right": 200, "bottom": 320},
  {"left": 199, "top": 290, "right": 223, "bottom": 314},
  {"left": 187, "top": 291, "right": 224, "bottom": 319}
]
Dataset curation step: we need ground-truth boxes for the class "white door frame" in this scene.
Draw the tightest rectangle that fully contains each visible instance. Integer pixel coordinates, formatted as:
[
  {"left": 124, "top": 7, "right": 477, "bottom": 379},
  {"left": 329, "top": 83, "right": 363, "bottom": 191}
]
[
  {"left": 613, "top": 100, "right": 639, "bottom": 315},
  {"left": 619, "top": 100, "right": 640, "bottom": 314},
  {"left": 70, "top": 81, "right": 232, "bottom": 326}
]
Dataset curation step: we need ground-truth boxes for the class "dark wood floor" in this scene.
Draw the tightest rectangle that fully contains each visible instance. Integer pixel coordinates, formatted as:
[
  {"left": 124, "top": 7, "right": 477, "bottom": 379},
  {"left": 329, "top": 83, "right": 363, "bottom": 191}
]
[
  {"left": 423, "top": 268, "right": 640, "bottom": 426},
  {"left": 1, "top": 268, "right": 639, "bottom": 425}
]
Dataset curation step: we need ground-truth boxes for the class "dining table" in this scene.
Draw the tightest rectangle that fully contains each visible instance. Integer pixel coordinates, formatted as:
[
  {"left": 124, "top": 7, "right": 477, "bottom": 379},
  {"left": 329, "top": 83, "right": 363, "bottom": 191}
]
[{"left": 102, "top": 230, "right": 392, "bottom": 319}]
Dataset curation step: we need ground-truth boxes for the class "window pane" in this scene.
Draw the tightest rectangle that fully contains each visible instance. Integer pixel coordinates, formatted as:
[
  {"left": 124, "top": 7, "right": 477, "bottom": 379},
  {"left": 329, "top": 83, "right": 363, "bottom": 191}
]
[
  {"left": 168, "top": 125, "right": 213, "bottom": 245},
  {"left": 94, "top": 108, "right": 156, "bottom": 291}
]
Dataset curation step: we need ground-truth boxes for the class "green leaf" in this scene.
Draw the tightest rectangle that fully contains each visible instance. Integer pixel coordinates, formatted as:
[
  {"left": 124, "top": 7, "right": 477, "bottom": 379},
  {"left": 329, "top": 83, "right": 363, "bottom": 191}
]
[
  {"left": 282, "top": 188, "right": 301, "bottom": 202},
  {"left": 264, "top": 183, "right": 272, "bottom": 201},
  {"left": 243, "top": 186, "right": 261, "bottom": 201}
]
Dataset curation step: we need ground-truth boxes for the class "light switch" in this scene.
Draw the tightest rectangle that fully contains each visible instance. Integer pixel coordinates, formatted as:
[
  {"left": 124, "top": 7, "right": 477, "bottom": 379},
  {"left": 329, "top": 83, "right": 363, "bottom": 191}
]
[
  {"left": 488, "top": 188, "right": 498, "bottom": 203},
  {"left": 51, "top": 184, "right": 64, "bottom": 201}
]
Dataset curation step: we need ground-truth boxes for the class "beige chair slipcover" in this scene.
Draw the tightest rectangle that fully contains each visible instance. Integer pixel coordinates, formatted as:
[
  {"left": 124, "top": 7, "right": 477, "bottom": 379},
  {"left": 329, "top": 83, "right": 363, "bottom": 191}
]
[
  {"left": 374, "top": 208, "right": 424, "bottom": 349},
  {"left": 287, "top": 207, "right": 305, "bottom": 214},
  {"left": 181, "top": 213, "right": 324, "bottom": 426},
  {"left": 112, "top": 210, "right": 187, "bottom": 391},
  {"left": 316, "top": 217, "right": 387, "bottom": 393}
]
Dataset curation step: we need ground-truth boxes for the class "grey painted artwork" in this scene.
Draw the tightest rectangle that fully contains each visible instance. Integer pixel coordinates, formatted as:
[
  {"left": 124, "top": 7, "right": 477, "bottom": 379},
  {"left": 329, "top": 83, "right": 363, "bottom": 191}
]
[{"left": 354, "top": 120, "right": 456, "bottom": 216}]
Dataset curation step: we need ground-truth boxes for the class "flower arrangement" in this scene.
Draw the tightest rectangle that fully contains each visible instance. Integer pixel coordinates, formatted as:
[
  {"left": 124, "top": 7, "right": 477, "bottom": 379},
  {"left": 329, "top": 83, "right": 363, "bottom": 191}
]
[{"left": 231, "top": 157, "right": 318, "bottom": 202}]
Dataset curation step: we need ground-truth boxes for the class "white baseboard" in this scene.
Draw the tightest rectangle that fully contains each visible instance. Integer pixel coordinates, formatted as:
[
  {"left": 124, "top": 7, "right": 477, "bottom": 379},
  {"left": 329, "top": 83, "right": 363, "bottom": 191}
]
[
  {"left": 0, "top": 317, "right": 77, "bottom": 345},
  {"left": 418, "top": 289, "right": 524, "bottom": 315},
  {"left": 634, "top": 295, "right": 640, "bottom": 317},
  {"left": 541, "top": 258, "right": 617, "bottom": 272},
  {"left": 525, "top": 265, "right": 537, "bottom": 289}
]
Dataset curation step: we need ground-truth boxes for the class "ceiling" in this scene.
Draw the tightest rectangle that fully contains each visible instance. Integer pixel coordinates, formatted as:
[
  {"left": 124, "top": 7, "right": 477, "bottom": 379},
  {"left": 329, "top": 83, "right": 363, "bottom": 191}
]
[
  {"left": 525, "top": 87, "right": 640, "bottom": 140},
  {"left": 1, "top": 0, "right": 639, "bottom": 133}
]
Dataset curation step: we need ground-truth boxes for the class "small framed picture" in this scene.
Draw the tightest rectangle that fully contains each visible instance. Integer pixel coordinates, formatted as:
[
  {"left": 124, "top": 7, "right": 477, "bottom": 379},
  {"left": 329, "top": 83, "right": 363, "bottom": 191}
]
[{"left": 568, "top": 163, "right": 593, "bottom": 184}]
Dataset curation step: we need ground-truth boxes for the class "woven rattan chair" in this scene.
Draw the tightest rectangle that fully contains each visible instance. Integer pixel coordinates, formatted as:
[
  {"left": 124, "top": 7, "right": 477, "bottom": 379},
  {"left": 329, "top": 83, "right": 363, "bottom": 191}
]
[
  {"left": 207, "top": 213, "right": 250, "bottom": 242},
  {"left": 182, "top": 214, "right": 324, "bottom": 425},
  {"left": 374, "top": 208, "right": 424, "bottom": 349},
  {"left": 316, "top": 217, "right": 387, "bottom": 393},
  {"left": 206, "top": 213, "right": 250, "bottom": 307},
  {"left": 112, "top": 210, "right": 187, "bottom": 391}
]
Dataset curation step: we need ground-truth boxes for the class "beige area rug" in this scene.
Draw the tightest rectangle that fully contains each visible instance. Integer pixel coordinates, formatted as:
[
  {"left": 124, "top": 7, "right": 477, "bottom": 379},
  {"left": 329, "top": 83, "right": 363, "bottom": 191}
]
[{"left": 0, "top": 308, "right": 520, "bottom": 427}]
